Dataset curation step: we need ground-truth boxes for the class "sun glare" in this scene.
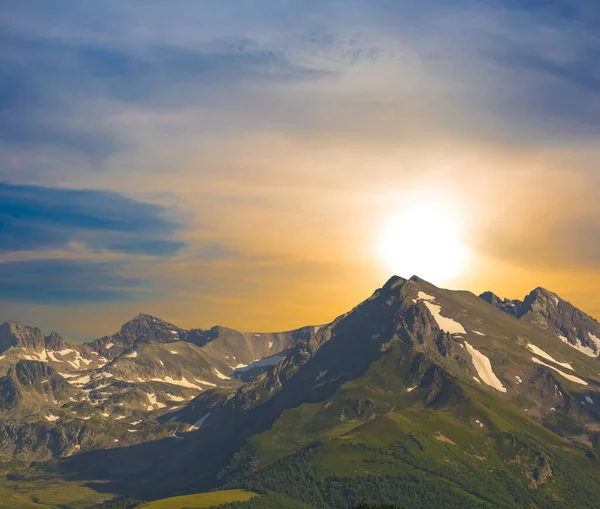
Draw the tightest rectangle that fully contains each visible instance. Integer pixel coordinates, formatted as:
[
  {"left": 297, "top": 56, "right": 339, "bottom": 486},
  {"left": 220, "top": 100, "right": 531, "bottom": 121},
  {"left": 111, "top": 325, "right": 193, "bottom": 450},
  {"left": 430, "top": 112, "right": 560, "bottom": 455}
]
[{"left": 378, "top": 199, "right": 470, "bottom": 285}]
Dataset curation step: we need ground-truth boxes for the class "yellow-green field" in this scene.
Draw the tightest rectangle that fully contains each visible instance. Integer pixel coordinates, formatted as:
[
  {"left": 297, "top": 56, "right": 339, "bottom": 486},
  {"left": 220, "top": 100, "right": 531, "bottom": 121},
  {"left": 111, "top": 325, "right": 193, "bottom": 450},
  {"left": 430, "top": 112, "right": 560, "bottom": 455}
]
[
  {"left": 0, "top": 478, "right": 114, "bottom": 509},
  {"left": 138, "top": 489, "right": 259, "bottom": 509}
]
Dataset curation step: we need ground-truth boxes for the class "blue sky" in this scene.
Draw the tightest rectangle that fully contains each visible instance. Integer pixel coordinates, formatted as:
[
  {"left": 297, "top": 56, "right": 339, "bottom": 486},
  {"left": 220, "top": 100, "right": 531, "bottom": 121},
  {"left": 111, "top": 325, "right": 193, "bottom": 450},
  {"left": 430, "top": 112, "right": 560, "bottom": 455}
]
[{"left": 1, "top": 1, "right": 599, "bottom": 338}]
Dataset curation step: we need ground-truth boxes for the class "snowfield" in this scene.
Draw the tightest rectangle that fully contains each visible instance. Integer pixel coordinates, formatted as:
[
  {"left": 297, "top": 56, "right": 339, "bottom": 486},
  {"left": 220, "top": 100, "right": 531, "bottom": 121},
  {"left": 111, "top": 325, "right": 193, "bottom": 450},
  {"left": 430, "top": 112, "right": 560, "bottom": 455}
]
[
  {"left": 234, "top": 354, "right": 284, "bottom": 373},
  {"left": 417, "top": 291, "right": 436, "bottom": 302},
  {"left": 560, "top": 335, "right": 599, "bottom": 358},
  {"left": 526, "top": 344, "right": 574, "bottom": 371},
  {"left": 423, "top": 302, "right": 467, "bottom": 334},
  {"left": 193, "top": 413, "right": 211, "bottom": 429},
  {"left": 149, "top": 376, "right": 204, "bottom": 389},
  {"left": 464, "top": 342, "right": 506, "bottom": 392},
  {"left": 531, "top": 357, "right": 588, "bottom": 385}
]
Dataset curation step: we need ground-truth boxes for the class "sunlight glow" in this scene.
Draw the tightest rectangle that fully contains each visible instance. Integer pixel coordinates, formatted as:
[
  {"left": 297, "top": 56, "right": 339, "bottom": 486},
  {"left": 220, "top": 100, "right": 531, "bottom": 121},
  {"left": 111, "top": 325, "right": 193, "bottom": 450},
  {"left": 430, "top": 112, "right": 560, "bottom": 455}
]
[{"left": 378, "top": 198, "right": 470, "bottom": 285}]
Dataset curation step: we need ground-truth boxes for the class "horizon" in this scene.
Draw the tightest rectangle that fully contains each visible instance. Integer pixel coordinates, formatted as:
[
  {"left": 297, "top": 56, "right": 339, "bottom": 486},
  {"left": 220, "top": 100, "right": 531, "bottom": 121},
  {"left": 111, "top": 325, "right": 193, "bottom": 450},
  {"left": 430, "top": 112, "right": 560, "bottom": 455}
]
[
  {"left": 2, "top": 1, "right": 599, "bottom": 339},
  {"left": 3, "top": 274, "right": 597, "bottom": 342}
]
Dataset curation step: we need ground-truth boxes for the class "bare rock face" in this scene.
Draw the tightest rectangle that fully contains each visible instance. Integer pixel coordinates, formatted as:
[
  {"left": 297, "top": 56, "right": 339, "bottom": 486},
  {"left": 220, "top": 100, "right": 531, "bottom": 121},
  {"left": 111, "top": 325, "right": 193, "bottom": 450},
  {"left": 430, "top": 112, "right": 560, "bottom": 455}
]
[
  {"left": 530, "top": 456, "right": 553, "bottom": 487},
  {"left": 0, "top": 321, "right": 45, "bottom": 353},
  {"left": 480, "top": 287, "right": 600, "bottom": 356},
  {"left": 479, "top": 291, "right": 522, "bottom": 317},
  {"left": 0, "top": 360, "right": 75, "bottom": 412},
  {"left": 44, "top": 331, "right": 67, "bottom": 351}
]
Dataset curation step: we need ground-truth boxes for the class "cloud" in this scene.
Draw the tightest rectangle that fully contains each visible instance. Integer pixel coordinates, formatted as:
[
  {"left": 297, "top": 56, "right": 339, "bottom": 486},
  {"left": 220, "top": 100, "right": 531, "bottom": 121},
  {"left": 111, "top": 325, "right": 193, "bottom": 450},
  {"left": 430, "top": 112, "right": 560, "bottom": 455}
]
[
  {"left": 1, "top": 0, "right": 600, "bottom": 328},
  {"left": 0, "top": 259, "right": 148, "bottom": 304},
  {"left": 0, "top": 182, "right": 185, "bottom": 256}
]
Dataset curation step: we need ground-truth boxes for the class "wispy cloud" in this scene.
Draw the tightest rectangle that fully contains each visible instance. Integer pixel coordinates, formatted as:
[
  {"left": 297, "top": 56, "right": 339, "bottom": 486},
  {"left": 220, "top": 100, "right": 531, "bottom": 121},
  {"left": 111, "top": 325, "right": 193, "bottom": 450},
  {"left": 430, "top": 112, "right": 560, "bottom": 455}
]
[
  {"left": 0, "top": 259, "right": 148, "bottom": 304},
  {"left": 0, "top": 183, "right": 185, "bottom": 256},
  {"left": 1, "top": 0, "right": 600, "bottom": 333}
]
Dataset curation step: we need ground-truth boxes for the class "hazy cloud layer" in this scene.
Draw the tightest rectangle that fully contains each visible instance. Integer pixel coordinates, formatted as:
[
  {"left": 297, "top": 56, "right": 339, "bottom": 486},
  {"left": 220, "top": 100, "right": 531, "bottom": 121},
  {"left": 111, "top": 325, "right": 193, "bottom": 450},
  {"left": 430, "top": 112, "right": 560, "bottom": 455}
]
[
  {"left": 0, "top": 259, "right": 148, "bottom": 304},
  {"left": 0, "top": 183, "right": 185, "bottom": 255}
]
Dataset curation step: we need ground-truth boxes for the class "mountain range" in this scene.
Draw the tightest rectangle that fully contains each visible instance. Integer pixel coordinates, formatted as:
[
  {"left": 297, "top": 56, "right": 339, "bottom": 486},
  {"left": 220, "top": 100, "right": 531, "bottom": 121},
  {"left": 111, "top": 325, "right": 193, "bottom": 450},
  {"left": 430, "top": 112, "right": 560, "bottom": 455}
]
[{"left": 2, "top": 276, "right": 600, "bottom": 508}]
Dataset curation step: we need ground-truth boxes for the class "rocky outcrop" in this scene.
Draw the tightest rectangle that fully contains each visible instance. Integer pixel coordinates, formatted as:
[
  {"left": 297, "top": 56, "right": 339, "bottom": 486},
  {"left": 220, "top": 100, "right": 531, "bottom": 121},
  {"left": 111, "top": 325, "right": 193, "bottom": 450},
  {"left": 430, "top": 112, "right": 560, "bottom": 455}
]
[{"left": 480, "top": 287, "right": 600, "bottom": 356}]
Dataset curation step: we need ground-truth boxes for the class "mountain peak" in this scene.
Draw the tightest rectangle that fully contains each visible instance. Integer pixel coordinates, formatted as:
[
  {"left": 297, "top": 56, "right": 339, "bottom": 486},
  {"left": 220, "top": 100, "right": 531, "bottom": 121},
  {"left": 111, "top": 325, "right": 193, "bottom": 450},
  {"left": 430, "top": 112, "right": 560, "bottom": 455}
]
[
  {"left": 382, "top": 275, "right": 407, "bottom": 290},
  {"left": 480, "top": 286, "right": 600, "bottom": 356},
  {"left": 479, "top": 291, "right": 502, "bottom": 306},
  {"left": 408, "top": 275, "right": 427, "bottom": 283},
  {"left": 0, "top": 321, "right": 45, "bottom": 353}
]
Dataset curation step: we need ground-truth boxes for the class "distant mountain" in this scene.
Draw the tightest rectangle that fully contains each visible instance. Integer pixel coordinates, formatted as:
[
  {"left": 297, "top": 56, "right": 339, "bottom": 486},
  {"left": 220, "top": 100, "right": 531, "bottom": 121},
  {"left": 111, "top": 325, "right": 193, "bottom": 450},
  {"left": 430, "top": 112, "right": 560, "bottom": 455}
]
[
  {"left": 0, "top": 314, "right": 311, "bottom": 460},
  {"left": 481, "top": 287, "right": 600, "bottom": 357},
  {"left": 60, "top": 276, "right": 600, "bottom": 508}
]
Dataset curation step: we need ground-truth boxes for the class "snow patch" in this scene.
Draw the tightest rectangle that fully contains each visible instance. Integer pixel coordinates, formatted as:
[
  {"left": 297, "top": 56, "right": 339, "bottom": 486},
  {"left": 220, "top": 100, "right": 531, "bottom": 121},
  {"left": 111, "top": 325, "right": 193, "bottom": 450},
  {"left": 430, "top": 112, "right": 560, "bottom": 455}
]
[
  {"left": 166, "top": 394, "right": 185, "bottom": 402},
  {"left": 406, "top": 385, "right": 417, "bottom": 392},
  {"left": 526, "top": 344, "right": 574, "bottom": 371},
  {"left": 149, "top": 376, "right": 203, "bottom": 389},
  {"left": 233, "top": 354, "right": 283, "bottom": 373},
  {"left": 53, "top": 348, "right": 73, "bottom": 356},
  {"left": 423, "top": 302, "right": 466, "bottom": 334},
  {"left": 464, "top": 342, "right": 506, "bottom": 392},
  {"left": 531, "top": 357, "right": 588, "bottom": 385},
  {"left": 169, "top": 350, "right": 178, "bottom": 355},
  {"left": 195, "top": 379, "right": 217, "bottom": 387},
  {"left": 315, "top": 370, "right": 328, "bottom": 381},
  {"left": 146, "top": 392, "right": 166, "bottom": 409},
  {"left": 562, "top": 337, "right": 599, "bottom": 358},
  {"left": 68, "top": 375, "right": 91, "bottom": 386},
  {"left": 586, "top": 396, "right": 594, "bottom": 404},
  {"left": 45, "top": 414, "right": 60, "bottom": 422},
  {"left": 588, "top": 332, "right": 600, "bottom": 351},
  {"left": 193, "top": 413, "right": 211, "bottom": 429},
  {"left": 268, "top": 341, "right": 273, "bottom": 348},
  {"left": 105, "top": 343, "right": 114, "bottom": 350},
  {"left": 47, "top": 351, "right": 63, "bottom": 362},
  {"left": 515, "top": 376, "right": 522, "bottom": 384},
  {"left": 473, "top": 377, "right": 481, "bottom": 384},
  {"left": 472, "top": 331, "right": 485, "bottom": 336},
  {"left": 214, "top": 369, "right": 228, "bottom": 380},
  {"left": 125, "top": 351, "right": 138, "bottom": 358}
]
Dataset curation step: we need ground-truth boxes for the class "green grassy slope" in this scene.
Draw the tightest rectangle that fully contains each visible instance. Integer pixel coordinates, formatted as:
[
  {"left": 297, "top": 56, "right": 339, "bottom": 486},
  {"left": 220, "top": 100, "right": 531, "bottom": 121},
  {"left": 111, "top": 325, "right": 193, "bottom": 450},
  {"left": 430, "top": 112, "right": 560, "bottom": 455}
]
[
  {"left": 221, "top": 343, "right": 600, "bottom": 508},
  {"left": 137, "top": 489, "right": 258, "bottom": 509}
]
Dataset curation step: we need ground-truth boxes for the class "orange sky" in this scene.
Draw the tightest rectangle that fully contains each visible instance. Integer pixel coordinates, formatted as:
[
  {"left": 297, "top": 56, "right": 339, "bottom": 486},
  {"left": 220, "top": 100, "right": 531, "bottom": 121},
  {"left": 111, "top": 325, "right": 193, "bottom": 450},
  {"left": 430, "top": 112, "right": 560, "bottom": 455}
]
[{"left": 1, "top": 2, "right": 599, "bottom": 339}]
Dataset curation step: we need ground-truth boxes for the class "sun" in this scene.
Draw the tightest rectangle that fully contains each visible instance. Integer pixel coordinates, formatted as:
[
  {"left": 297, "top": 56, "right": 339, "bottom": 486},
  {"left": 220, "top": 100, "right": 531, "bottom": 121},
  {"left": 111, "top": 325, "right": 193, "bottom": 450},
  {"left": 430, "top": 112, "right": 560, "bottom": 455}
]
[{"left": 378, "top": 199, "right": 470, "bottom": 285}]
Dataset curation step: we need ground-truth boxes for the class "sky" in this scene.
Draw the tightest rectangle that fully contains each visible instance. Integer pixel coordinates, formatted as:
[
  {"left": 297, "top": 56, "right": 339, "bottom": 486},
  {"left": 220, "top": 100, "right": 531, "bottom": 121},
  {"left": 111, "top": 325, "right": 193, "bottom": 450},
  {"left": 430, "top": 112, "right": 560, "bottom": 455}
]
[{"left": 1, "top": 0, "right": 600, "bottom": 340}]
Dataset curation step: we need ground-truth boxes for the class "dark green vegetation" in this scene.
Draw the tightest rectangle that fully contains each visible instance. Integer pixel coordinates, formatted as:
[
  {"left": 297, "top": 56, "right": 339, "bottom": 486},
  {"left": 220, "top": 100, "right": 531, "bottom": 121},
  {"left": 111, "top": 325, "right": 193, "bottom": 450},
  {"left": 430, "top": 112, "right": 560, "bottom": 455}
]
[
  {"left": 212, "top": 344, "right": 600, "bottom": 508},
  {"left": 2, "top": 276, "right": 600, "bottom": 508}
]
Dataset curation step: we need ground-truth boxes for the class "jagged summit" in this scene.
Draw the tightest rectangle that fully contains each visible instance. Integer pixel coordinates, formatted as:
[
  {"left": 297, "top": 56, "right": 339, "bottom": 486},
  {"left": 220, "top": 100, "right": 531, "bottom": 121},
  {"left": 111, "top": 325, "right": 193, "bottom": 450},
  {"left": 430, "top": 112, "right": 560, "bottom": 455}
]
[
  {"left": 480, "top": 286, "right": 600, "bottom": 357},
  {"left": 0, "top": 321, "right": 68, "bottom": 354}
]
